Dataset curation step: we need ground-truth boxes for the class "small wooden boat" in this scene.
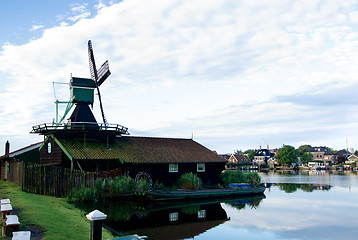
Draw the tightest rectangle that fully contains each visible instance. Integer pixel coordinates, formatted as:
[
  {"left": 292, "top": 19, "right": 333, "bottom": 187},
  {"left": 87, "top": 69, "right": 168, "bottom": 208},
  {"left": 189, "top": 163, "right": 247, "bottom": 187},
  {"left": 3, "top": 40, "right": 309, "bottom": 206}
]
[{"left": 135, "top": 184, "right": 265, "bottom": 201}]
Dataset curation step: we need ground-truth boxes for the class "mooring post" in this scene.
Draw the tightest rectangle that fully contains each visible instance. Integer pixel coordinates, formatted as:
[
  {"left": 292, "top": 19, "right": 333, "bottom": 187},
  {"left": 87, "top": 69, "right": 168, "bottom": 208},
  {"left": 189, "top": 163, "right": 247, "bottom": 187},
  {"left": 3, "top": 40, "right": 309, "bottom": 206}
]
[{"left": 86, "top": 210, "right": 107, "bottom": 240}]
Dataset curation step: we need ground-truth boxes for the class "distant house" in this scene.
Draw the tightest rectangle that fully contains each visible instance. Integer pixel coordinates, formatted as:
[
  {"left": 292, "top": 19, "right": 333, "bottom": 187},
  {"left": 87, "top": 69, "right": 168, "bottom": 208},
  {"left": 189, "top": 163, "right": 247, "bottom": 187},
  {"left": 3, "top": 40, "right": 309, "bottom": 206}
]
[
  {"left": 37, "top": 135, "right": 226, "bottom": 187},
  {"left": 309, "top": 146, "right": 335, "bottom": 164},
  {"left": 346, "top": 154, "right": 358, "bottom": 164},
  {"left": 253, "top": 146, "right": 275, "bottom": 165},
  {"left": 227, "top": 154, "right": 251, "bottom": 164}
]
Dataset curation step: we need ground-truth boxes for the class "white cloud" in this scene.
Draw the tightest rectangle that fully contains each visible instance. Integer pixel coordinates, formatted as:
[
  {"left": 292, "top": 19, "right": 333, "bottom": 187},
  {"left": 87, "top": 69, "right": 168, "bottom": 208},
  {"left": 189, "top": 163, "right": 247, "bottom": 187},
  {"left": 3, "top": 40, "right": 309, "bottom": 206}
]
[
  {"left": 2, "top": 0, "right": 358, "bottom": 153},
  {"left": 30, "top": 25, "right": 44, "bottom": 31},
  {"left": 68, "top": 4, "right": 91, "bottom": 22}
]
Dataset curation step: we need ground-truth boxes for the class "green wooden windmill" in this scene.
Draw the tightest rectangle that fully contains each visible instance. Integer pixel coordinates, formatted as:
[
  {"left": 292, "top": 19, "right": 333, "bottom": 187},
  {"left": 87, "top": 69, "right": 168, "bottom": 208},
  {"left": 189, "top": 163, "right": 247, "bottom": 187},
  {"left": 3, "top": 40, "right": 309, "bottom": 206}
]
[{"left": 32, "top": 40, "right": 128, "bottom": 135}]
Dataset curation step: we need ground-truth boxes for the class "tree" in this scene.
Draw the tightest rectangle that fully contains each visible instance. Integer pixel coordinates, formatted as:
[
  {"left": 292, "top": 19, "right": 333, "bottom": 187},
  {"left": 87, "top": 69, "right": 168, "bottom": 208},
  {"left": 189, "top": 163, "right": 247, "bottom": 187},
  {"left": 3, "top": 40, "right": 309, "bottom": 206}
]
[
  {"left": 243, "top": 149, "right": 257, "bottom": 161},
  {"left": 297, "top": 144, "right": 312, "bottom": 156},
  {"left": 276, "top": 145, "right": 298, "bottom": 166},
  {"left": 336, "top": 155, "right": 346, "bottom": 164},
  {"left": 234, "top": 149, "right": 243, "bottom": 155},
  {"left": 300, "top": 152, "right": 313, "bottom": 164}
]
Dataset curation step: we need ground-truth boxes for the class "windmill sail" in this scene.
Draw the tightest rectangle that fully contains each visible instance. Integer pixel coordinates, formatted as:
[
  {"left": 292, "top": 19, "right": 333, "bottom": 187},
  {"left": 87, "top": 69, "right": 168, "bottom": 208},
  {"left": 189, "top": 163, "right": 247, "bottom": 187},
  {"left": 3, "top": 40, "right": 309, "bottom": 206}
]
[
  {"left": 88, "top": 40, "right": 108, "bottom": 126},
  {"left": 97, "top": 60, "right": 111, "bottom": 86}
]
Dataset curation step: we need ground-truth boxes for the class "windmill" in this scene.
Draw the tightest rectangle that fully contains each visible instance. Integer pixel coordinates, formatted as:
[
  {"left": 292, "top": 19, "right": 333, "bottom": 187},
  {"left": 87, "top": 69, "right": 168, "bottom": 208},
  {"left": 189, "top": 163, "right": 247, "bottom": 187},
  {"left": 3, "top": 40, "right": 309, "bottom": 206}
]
[
  {"left": 88, "top": 40, "right": 110, "bottom": 127},
  {"left": 31, "top": 40, "right": 128, "bottom": 136}
]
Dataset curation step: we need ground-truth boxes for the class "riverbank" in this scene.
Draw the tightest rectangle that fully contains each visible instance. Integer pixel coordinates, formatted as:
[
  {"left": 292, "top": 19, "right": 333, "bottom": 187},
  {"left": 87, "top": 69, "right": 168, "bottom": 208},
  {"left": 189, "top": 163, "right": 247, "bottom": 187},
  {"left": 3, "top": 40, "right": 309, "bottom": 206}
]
[{"left": 0, "top": 181, "right": 114, "bottom": 240}]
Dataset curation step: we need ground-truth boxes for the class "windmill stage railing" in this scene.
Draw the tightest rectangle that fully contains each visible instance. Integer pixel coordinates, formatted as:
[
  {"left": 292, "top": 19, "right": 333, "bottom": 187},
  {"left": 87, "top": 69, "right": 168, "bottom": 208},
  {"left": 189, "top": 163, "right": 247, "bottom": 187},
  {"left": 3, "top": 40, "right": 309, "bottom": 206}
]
[{"left": 31, "top": 122, "right": 129, "bottom": 135}]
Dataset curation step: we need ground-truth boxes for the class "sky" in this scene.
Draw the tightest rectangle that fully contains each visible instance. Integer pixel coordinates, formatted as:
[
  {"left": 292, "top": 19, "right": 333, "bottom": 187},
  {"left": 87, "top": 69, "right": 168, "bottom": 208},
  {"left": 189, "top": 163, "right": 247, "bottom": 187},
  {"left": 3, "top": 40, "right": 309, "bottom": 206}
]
[{"left": 1, "top": 0, "right": 358, "bottom": 155}]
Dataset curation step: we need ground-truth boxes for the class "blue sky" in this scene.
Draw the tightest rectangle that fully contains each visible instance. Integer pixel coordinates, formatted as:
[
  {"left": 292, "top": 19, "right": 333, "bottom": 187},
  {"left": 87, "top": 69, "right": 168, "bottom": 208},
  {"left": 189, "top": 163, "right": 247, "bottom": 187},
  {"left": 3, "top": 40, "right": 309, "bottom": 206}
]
[{"left": 1, "top": 0, "right": 358, "bottom": 154}]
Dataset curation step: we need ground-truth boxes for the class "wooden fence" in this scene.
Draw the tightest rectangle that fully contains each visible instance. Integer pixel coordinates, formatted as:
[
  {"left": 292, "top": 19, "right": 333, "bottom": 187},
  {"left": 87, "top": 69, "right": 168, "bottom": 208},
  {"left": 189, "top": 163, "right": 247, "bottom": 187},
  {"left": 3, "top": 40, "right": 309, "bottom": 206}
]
[{"left": 8, "top": 162, "right": 96, "bottom": 197}]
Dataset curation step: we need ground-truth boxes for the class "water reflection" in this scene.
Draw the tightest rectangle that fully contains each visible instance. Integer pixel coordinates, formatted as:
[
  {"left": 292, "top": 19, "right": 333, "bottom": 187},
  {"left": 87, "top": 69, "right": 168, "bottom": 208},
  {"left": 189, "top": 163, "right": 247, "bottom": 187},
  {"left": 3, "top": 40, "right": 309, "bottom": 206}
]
[
  {"left": 77, "top": 195, "right": 265, "bottom": 239},
  {"left": 265, "top": 183, "right": 332, "bottom": 193}
]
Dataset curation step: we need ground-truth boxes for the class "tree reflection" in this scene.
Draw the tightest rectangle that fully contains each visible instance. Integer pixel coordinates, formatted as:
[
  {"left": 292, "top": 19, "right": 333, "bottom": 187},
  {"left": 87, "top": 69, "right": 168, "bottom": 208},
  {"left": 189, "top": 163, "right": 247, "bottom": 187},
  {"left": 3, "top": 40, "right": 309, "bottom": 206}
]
[{"left": 277, "top": 183, "right": 331, "bottom": 193}]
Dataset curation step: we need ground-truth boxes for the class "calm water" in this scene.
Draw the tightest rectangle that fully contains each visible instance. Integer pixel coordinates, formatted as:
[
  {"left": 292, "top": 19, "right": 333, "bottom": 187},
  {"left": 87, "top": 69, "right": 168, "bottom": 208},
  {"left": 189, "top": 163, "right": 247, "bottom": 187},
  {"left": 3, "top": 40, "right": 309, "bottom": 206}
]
[{"left": 82, "top": 171, "right": 358, "bottom": 240}]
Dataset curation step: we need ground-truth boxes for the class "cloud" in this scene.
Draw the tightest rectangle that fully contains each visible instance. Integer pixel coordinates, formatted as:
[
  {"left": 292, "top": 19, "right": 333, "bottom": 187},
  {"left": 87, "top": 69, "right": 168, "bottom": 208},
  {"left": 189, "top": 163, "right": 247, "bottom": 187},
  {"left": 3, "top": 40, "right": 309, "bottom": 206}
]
[
  {"left": 30, "top": 25, "right": 44, "bottom": 31},
  {"left": 2, "top": 0, "right": 358, "bottom": 153},
  {"left": 68, "top": 4, "right": 91, "bottom": 22}
]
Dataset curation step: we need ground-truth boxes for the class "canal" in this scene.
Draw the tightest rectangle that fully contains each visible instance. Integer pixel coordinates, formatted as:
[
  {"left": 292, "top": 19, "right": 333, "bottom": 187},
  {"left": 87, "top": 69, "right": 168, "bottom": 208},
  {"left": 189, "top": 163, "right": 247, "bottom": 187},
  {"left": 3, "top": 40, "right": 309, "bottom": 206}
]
[{"left": 79, "top": 171, "right": 358, "bottom": 240}]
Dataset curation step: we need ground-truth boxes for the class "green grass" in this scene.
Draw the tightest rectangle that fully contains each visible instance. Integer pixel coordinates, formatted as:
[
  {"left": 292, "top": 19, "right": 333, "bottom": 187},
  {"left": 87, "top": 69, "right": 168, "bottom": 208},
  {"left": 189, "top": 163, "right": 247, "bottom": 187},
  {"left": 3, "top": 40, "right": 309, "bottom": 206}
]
[{"left": 0, "top": 181, "right": 114, "bottom": 240}]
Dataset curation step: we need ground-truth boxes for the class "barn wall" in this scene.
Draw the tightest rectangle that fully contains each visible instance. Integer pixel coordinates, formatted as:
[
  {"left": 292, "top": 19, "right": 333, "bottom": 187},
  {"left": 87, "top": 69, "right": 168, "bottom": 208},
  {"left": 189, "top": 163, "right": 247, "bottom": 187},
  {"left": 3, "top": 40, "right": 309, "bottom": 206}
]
[
  {"left": 125, "top": 162, "right": 226, "bottom": 187},
  {"left": 39, "top": 138, "right": 62, "bottom": 165}
]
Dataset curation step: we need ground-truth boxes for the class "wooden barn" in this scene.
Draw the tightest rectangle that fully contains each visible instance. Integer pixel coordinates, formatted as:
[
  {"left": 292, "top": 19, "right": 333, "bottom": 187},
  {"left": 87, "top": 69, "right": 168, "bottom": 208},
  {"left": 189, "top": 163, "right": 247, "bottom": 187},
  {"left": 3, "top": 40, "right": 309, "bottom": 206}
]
[{"left": 35, "top": 134, "right": 225, "bottom": 186}]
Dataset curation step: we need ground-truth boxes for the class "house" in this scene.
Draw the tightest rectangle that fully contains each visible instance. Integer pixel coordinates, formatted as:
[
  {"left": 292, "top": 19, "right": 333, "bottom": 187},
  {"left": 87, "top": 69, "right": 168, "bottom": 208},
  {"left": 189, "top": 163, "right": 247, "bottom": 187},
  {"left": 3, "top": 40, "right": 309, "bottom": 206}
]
[
  {"left": 37, "top": 134, "right": 226, "bottom": 186},
  {"left": 346, "top": 154, "right": 358, "bottom": 164},
  {"left": 227, "top": 154, "right": 251, "bottom": 164},
  {"left": 253, "top": 146, "right": 275, "bottom": 165},
  {"left": 309, "top": 146, "right": 335, "bottom": 164}
]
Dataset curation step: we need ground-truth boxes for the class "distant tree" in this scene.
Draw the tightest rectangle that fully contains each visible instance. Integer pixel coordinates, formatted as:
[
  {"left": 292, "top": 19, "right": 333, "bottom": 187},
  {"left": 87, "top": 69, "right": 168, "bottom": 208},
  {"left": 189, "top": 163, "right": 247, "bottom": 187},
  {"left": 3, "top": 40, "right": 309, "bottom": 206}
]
[
  {"left": 336, "top": 155, "right": 346, "bottom": 164},
  {"left": 301, "top": 152, "right": 313, "bottom": 164},
  {"left": 276, "top": 145, "right": 298, "bottom": 166},
  {"left": 234, "top": 149, "right": 243, "bottom": 155},
  {"left": 243, "top": 149, "right": 257, "bottom": 161},
  {"left": 328, "top": 147, "right": 338, "bottom": 154},
  {"left": 355, "top": 150, "right": 358, "bottom": 155},
  {"left": 297, "top": 144, "right": 312, "bottom": 156}
]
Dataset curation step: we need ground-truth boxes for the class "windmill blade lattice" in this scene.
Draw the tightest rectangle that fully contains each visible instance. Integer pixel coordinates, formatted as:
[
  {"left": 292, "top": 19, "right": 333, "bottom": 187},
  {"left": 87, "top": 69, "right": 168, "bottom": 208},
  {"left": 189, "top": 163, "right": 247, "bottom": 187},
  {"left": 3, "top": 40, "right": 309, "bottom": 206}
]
[{"left": 88, "top": 40, "right": 111, "bottom": 127}]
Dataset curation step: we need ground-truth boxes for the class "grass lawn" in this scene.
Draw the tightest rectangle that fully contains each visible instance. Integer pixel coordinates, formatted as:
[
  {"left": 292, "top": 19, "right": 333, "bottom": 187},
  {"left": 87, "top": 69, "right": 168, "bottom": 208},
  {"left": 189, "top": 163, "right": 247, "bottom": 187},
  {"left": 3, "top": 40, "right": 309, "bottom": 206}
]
[{"left": 0, "top": 181, "right": 114, "bottom": 240}]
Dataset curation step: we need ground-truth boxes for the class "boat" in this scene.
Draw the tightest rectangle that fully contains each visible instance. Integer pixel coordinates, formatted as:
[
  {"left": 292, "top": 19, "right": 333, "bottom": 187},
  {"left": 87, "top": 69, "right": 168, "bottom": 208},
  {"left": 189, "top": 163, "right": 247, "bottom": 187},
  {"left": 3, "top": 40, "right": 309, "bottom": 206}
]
[{"left": 135, "top": 184, "right": 266, "bottom": 201}]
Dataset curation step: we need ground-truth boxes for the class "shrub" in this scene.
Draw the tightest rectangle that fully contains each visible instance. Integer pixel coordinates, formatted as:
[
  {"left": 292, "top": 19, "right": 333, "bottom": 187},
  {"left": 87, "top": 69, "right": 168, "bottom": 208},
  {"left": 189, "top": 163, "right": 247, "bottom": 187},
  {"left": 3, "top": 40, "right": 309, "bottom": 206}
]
[
  {"left": 135, "top": 178, "right": 151, "bottom": 191},
  {"left": 244, "top": 172, "right": 261, "bottom": 186},
  {"left": 220, "top": 170, "right": 261, "bottom": 187},
  {"left": 178, "top": 173, "right": 201, "bottom": 190},
  {"left": 220, "top": 170, "right": 245, "bottom": 187},
  {"left": 152, "top": 181, "right": 164, "bottom": 190},
  {"left": 114, "top": 175, "right": 135, "bottom": 194}
]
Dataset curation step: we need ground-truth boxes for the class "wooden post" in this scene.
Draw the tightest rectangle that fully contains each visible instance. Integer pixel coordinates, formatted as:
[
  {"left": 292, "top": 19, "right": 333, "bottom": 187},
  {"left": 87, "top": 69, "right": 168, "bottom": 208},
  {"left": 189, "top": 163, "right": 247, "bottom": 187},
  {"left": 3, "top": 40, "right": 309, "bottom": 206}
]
[{"left": 86, "top": 210, "right": 107, "bottom": 240}]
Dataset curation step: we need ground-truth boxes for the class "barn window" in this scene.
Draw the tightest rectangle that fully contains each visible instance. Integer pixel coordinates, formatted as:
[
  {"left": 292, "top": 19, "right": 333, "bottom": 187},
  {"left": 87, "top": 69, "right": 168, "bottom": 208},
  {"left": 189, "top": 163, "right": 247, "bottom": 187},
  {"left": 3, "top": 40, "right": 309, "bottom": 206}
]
[
  {"left": 169, "top": 163, "right": 178, "bottom": 172},
  {"left": 169, "top": 212, "right": 178, "bottom": 222},
  {"left": 198, "top": 210, "right": 206, "bottom": 219},
  {"left": 197, "top": 163, "right": 205, "bottom": 172},
  {"left": 48, "top": 142, "right": 52, "bottom": 154}
]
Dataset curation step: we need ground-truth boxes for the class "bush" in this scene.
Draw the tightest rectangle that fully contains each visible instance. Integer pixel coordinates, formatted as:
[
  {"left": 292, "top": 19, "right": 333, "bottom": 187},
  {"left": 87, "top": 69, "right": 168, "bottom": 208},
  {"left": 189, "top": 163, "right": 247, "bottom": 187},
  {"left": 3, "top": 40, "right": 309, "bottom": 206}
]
[
  {"left": 67, "top": 186, "right": 97, "bottom": 202},
  {"left": 244, "top": 172, "right": 261, "bottom": 186},
  {"left": 220, "top": 170, "right": 245, "bottom": 187},
  {"left": 178, "top": 173, "right": 201, "bottom": 190},
  {"left": 220, "top": 170, "right": 261, "bottom": 187},
  {"left": 114, "top": 175, "right": 135, "bottom": 194},
  {"left": 135, "top": 178, "right": 151, "bottom": 191},
  {"left": 152, "top": 181, "right": 164, "bottom": 190}
]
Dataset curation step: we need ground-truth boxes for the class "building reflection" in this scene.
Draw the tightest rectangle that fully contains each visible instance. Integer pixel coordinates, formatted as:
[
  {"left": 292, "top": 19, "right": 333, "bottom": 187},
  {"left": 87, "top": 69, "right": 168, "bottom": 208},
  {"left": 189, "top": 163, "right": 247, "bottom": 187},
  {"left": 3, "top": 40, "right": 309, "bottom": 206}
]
[{"left": 92, "top": 195, "right": 265, "bottom": 240}]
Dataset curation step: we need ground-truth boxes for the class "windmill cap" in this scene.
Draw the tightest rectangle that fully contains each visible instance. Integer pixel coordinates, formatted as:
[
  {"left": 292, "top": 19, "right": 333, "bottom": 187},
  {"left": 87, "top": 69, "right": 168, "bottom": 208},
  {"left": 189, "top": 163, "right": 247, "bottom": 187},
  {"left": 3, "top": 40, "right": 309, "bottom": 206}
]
[
  {"left": 86, "top": 210, "right": 107, "bottom": 221},
  {"left": 71, "top": 77, "right": 96, "bottom": 88}
]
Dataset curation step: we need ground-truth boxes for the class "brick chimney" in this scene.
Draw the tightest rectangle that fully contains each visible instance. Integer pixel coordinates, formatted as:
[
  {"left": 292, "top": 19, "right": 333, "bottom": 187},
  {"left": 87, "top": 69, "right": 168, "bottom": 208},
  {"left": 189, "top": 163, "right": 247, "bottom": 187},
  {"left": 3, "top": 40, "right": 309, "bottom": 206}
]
[{"left": 5, "top": 141, "right": 9, "bottom": 155}]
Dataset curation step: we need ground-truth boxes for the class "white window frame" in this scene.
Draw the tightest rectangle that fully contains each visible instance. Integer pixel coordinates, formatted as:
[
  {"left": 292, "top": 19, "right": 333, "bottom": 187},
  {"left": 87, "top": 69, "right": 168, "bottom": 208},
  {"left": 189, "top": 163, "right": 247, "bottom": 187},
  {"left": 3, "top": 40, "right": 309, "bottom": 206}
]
[
  {"left": 169, "top": 163, "right": 178, "bottom": 173},
  {"left": 169, "top": 212, "right": 178, "bottom": 222},
  {"left": 47, "top": 142, "right": 52, "bottom": 154},
  {"left": 198, "top": 210, "right": 206, "bottom": 219},
  {"left": 197, "top": 163, "right": 205, "bottom": 172}
]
